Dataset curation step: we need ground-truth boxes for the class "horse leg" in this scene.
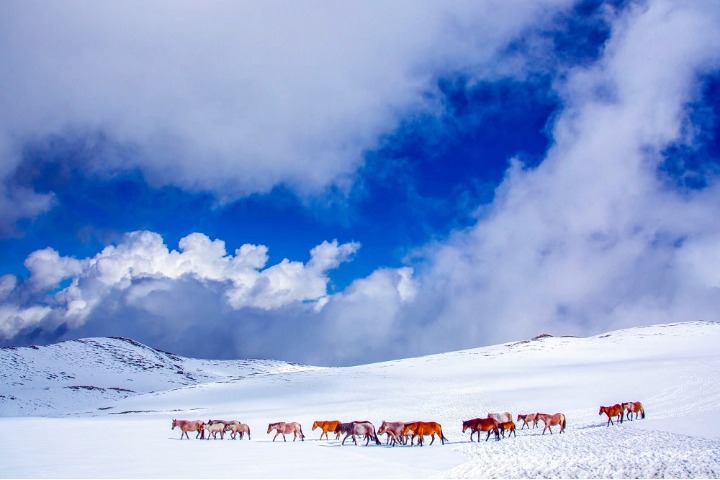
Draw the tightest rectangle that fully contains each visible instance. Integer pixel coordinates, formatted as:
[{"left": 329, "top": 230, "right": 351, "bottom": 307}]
[
  {"left": 342, "top": 433, "right": 350, "bottom": 445},
  {"left": 485, "top": 429, "right": 491, "bottom": 441}
]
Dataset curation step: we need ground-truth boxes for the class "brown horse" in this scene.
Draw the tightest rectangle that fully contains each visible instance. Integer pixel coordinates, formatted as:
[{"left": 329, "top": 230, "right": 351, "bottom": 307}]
[
  {"left": 224, "top": 422, "right": 251, "bottom": 440},
  {"left": 498, "top": 420, "right": 516, "bottom": 438},
  {"left": 312, "top": 420, "right": 341, "bottom": 440},
  {"left": 599, "top": 404, "right": 624, "bottom": 426},
  {"left": 267, "top": 422, "right": 305, "bottom": 442},
  {"left": 462, "top": 417, "right": 499, "bottom": 442},
  {"left": 517, "top": 413, "right": 538, "bottom": 429},
  {"left": 536, "top": 413, "right": 566, "bottom": 434},
  {"left": 412, "top": 421, "right": 448, "bottom": 446},
  {"left": 623, "top": 402, "right": 645, "bottom": 420},
  {"left": 171, "top": 419, "right": 205, "bottom": 440},
  {"left": 341, "top": 422, "right": 381, "bottom": 446},
  {"left": 378, "top": 421, "right": 405, "bottom": 446}
]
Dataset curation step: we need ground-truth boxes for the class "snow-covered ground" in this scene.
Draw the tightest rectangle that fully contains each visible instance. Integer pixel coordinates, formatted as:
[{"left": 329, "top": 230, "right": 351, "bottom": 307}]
[{"left": 1, "top": 321, "right": 719, "bottom": 478}]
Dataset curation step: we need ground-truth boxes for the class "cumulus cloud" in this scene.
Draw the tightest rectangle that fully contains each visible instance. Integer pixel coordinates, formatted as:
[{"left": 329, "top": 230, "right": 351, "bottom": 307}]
[
  {"left": 2, "top": 1, "right": 720, "bottom": 366},
  {"left": 0, "top": 0, "right": 573, "bottom": 231},
  {"left": 364, "top": 0, "right": 720, "bottom": 353},
  {"left": 0, "top": 231, "right": 359, "bottom": 341}
]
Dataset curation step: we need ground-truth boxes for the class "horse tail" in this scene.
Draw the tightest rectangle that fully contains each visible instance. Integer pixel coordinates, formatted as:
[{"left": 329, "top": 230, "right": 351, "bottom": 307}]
[
  {"left": 641, "top": 405, "right": 646, "bottom": 419},
  {"left": 561, "top": 415, "right": 566, "bottom": 433},
  {"left": 373, "top": 428, "right": 381, "bottom": 445},
  {"left": 299, "top": 425, "right": 305, "bottom": 440},
  {"left": 441, "top": 427, "right": 448, "bottom": 444}
]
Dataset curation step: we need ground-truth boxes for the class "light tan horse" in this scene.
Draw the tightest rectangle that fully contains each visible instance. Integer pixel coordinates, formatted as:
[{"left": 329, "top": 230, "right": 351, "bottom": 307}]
[
  {"left": 205, "top": 421, "right": 226, "bottom": 440},
  {"left": 623, "top": 401, "right": 645, "bottom": 420},
  {"left": 267, "top": 422, "right": 305, "bottom": 442},
  {"left": 312, "top": 420, "right": 341, "bottom": 440},
  {"left": 224, "top": 422, "right": 251, "bottom": 440},
  {"left": 378, "top": 421, "right": 405, "bottom": 446},
  {"left": 171, "top": 419, "right": 205, "bottom": 440},
  {"left": 488, "top": 412, "right": 513, "bottom": 423},
  {"left": 536, "top": 413, "right": 566, "bottom": 434},
  {"left": 517, "top": 413, "right": 538, "bottom": 429}
]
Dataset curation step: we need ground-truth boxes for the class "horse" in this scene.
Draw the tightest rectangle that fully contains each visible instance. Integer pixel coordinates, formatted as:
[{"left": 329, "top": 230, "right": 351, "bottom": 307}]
[
  {"left": 599, "top": 404, "right": 624, "bottom": 426},
  {"left": 488, "top": 412, "right": 512, "bottom": 423},
  {"left": 517, "top": 413, "right": 538, "bottom": 429},
  {"left": 498, "top": 420, "right": 516, "bottom": 438},
  {"left": 341, "top": 422, "right": 381, "bottom": 446},
  {"left": 267, "top": 422, "right": 304, "bottom": 442},
  {"left": 623, "top": 402, "right": 645, "bottom": 420},
  {"left": 536, "top": 413, "right": 566, "bottom": 434},
  {"left": 224, "top": 422, "right": 251, "bottom": 440},
  {"left": 171, "top": 419, "right": 205, "bottom": 440},
  {"left": 462, "top": 417, "right": 499, "bottom": 442},
  {"left": 205, "top": 421, "right": 226, "bottom": 440},
  {"left": 312, "top": 420, "right": 341, "bottom": 440},
  {"left": 408, "top": 421, "right": 448, "bottom": 446},
  {"left": 378, "top": 421, "right": 405, "bottom": 446}
]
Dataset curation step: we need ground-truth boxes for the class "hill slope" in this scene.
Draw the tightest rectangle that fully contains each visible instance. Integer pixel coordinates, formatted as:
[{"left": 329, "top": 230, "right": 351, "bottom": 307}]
[
  {"left": 0, "top": 336, "right": 320, "bottom": 416},
  {"left": 1, "top": 321, "right": 719, "bottom": 478}
]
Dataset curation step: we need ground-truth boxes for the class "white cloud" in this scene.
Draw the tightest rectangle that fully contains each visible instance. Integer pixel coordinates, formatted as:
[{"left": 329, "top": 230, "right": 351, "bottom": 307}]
[
  {"left": 0, "top": 0, "right": 573, "bottom": 230},
  {"left": 374, "top": 0, "right": 720, "bottom": 350},
  {"left": 0, "top": 231, "right": 359, "bottom": 340}
]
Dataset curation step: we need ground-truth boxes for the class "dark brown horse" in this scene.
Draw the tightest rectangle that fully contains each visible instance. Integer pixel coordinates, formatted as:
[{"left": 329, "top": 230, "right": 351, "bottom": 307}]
[
  {"left": 462, "top": 417, "right": 499, "bottom": 442},
  {"left": 599, "top": 404, "right": 624, "bottom": 426},
  {"left": 267, "top": 422, "right": 304, "bottom": 442}
]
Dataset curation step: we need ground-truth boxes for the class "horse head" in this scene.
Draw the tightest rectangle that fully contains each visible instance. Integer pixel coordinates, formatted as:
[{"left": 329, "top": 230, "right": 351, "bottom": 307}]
[{"left": 378, "top": 421, "right": 386, "bottom": 434}]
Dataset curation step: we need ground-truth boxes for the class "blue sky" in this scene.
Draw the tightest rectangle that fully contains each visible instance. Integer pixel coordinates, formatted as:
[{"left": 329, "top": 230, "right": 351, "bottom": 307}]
[{"left": 1, "top": 0, "right": 719, "bottom": 365}]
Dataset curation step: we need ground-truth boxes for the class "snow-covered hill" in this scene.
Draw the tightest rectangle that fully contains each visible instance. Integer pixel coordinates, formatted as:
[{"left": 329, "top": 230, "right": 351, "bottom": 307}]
[
  {"left": 1, "top": 321, "right": 719, "bottom": 478},
  {"left": 0, "top": 336, "right": 320, "bottom": 416}
]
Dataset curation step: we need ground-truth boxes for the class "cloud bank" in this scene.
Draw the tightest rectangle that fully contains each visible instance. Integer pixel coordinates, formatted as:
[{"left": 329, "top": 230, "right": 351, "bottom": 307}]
[
  {"left": 0, "top": 0, "right": 572, "bottom": 233},
  {"left": 1, "top": 1, "right": 720, "bottom": 365}
]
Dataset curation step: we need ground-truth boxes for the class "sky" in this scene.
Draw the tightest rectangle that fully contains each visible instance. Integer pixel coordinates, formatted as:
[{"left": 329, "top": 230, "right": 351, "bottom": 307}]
[{"left": 1, "top": 0, "right": 719, "bottom": 366}]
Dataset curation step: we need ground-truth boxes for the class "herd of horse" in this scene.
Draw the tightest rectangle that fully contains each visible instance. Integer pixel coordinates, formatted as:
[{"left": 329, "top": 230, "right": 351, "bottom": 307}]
[
  {"left": 599, "top": 401, "right": 645, "bottom": 426},
  {"left": 171, "top": 401, "right": 644, "bottom": 445}
]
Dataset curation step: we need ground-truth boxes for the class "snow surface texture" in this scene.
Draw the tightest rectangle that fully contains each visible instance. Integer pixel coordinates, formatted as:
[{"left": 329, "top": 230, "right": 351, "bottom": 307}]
[{"left": 1, "top": 321, "right": 719, "bottom": 478}]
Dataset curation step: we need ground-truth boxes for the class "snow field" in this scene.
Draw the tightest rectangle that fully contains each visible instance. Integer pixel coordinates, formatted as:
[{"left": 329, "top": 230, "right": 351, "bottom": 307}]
[{"left": 1, "top": 321, "right": 719, "bottom": 478}]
